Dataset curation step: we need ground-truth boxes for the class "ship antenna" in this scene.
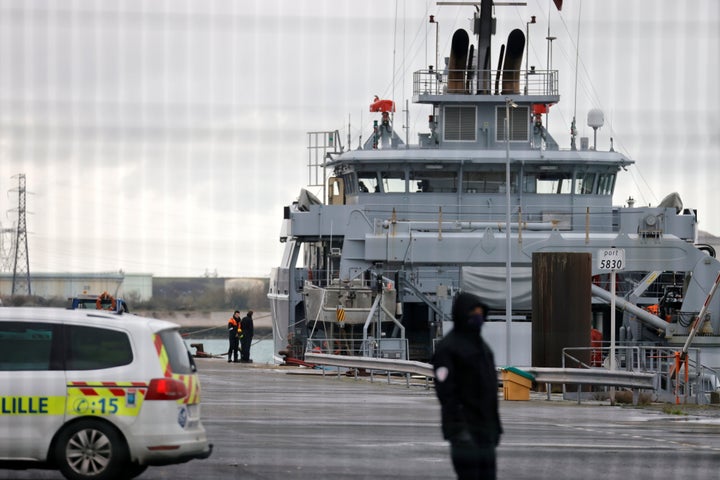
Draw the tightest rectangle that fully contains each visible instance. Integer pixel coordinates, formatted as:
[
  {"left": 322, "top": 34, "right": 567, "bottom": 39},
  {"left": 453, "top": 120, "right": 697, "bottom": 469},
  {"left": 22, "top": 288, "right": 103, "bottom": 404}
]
[
  {"left": 391, "top": 0, "right": 399, "bottom": 127},
  {"left": 546, "top": 0, "right": 553, "bottom": 131},
  {"left": 404, "top": 100, "right": 410, "bottom": 149},
  {"left": 570, "top": 0, "right": 582, "bottom": 150}
]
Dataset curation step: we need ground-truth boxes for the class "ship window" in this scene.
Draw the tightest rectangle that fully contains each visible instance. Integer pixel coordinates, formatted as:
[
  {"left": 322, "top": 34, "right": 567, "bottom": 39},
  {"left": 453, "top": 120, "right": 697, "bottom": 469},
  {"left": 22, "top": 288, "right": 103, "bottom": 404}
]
[
  {"left": 410, "top": 170, "right": 457, "bottom": 193},
  {"left": 463, "top": 171, "right": 514, "bottom": 193},
  {"left": 496, "top": 106, "right": 529, "bottom": 142},
  {"left": 525, "top": 172, "right": 572, "bottom": 194},
  {"left": 575, "top": 173, "right": 596, "bottom": 194},
  {"left": 381, "top": 172, "right": 406, "bottom": 193},
  {"left": 597, "top": 173, "right": 616, "bottom": 195},
  {"left": 444, "top": 106, "right": 476, "bottom": 141},
  {"left": 357, "top": 172, "right": 379, "bottom": 193}
]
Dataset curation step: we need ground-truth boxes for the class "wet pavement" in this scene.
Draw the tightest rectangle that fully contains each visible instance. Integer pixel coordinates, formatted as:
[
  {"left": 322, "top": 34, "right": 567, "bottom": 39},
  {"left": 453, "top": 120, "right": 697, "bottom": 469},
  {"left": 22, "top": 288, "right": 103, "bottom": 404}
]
[{"left": 2, "top": 358, "right": 719, "bottom": 479}]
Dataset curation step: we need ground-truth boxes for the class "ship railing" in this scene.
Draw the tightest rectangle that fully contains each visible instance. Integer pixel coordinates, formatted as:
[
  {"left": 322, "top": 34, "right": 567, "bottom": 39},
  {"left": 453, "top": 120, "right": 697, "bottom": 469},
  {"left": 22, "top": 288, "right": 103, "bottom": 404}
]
[
  {"left": 306, "top": 337, "right": 408, "bottom": 359},
  {"left": 413, "top": 69, "right": 558, "bottom": 97},
  {"left": 304, "top": 352, "right": 434, "bottom": 389},
  {"left": 306, "top": 337, "right": 365, "bottom": 357},
  {"left": 364, "top": 204, "right": 616, "bottom": 231},
  {"left": 524, "top": 366, "right": 657, "bottom": 405},
  {"left": 562, "top": 344, "right": 643, "bottom": 371},
  {"left": 303, "top": 269, "right": 371, "bottom": 289},
  {"left": 361, "top": 202, "right": 690, "bottom": 241},
  {"left": 592, "top": 275, "right": 688, "bottom": 304},
  {"left": 562, "top": 345, "right": 718, "bottom": 404},
  {"left": 303, "top": 352, "right": 659, "bottom": 397}
]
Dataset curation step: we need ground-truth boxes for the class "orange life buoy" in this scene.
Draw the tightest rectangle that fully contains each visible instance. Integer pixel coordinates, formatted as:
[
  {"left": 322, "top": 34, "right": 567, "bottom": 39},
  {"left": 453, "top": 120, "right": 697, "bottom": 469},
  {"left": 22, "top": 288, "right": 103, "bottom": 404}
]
[{"left": 96, "top": 291, "right": 117, "bottom": 311}]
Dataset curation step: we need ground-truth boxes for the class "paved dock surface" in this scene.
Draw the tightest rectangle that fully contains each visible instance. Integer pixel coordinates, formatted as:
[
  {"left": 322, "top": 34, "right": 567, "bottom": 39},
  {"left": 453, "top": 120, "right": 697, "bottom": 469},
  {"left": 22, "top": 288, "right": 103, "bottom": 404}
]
[{"left": 2, "top": 358, "right": 720, "bottom": 479}]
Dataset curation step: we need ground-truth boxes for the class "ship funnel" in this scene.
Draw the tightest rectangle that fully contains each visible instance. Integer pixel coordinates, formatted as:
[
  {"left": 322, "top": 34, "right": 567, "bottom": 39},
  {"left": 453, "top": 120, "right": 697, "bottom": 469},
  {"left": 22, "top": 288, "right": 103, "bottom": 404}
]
[
  {"left": 448, "top": 29, "right": 470, "bottom": 93},
  {"left": 501, "top": 29, "right": 525, "bottom": 95}
]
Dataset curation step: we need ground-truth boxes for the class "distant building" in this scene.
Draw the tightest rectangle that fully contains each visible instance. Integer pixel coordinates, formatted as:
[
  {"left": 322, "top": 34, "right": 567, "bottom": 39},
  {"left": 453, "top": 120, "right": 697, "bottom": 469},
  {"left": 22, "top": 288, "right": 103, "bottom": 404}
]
[{"left": 0, "top": 272, "right": 153, "bottom": 301}]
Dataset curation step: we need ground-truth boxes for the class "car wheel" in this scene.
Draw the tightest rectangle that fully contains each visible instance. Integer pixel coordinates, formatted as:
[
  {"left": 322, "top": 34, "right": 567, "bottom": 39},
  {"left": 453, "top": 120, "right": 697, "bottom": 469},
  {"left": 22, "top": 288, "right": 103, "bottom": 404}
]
[{"left": 55, "top": 419, "right": 128, "bottom": 480}]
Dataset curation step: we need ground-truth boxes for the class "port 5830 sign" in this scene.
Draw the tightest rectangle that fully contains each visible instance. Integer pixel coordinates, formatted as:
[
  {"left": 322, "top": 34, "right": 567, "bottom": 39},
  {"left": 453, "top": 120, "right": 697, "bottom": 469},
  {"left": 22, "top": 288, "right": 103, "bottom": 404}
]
[{"left": 598, "top": 248, "right": 625, "bottom": 271}]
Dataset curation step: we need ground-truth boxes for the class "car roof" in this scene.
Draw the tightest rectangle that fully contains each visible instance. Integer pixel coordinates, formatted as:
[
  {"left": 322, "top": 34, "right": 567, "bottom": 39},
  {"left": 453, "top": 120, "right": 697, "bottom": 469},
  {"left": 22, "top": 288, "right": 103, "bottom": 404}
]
[{"left": 0, "top": 307, "right": 179, "bottom": 332}]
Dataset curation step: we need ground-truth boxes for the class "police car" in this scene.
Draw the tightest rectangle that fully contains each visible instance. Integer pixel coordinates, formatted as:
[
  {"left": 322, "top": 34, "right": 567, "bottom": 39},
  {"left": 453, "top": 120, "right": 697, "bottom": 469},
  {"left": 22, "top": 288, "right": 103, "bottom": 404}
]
[{"left": 0, "top": 307, "right": 212, "bottom": 480}]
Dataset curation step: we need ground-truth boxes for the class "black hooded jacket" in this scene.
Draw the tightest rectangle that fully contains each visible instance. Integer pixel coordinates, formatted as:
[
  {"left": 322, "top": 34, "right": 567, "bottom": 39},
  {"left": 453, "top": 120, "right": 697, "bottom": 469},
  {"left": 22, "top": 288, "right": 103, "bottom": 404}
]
[
  {"left": 240, "top": 312, "right": 254, "bottom": 338},
  {"left": 432, "top": 292, "right": 503, "bottom": 445}
]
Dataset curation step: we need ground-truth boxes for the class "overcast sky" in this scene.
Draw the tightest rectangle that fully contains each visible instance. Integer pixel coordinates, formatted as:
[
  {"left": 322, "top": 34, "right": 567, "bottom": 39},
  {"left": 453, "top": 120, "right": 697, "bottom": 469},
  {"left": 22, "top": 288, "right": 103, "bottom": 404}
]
[{"left": 0, "top": 0, "right": 718, "bottom": 277}]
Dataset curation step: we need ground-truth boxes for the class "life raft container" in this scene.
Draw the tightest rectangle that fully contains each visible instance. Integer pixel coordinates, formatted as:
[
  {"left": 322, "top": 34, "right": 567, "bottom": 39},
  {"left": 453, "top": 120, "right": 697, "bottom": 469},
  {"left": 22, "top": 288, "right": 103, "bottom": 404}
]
[{"left": 370, "top": 97, "right": 395, "bottom": 113}]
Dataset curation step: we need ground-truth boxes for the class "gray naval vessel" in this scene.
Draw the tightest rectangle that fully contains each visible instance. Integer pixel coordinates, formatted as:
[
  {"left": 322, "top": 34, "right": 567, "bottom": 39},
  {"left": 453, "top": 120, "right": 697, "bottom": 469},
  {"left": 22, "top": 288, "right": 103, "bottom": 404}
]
[{"left": 268, "top": 1, "right": 720, "bottom": 400}]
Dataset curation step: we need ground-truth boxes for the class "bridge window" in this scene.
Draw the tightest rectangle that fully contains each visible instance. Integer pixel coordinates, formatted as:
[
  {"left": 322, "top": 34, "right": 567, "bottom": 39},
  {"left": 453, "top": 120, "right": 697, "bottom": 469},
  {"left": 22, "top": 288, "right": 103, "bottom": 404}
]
[
  {"left": 597, "top": 173, "right": 616, "bottom": 195},
  {"left": 381, "top": 172, "right": 406, "bottom": 193},
  {"left": 525, "top": 172, "right": 572, "bottom": 194},
  {"left": 463, "top": 171, "right": 513, "bottom": 193},
  {"left": 357, "top": 172, "right": 379, "bottom": 193},
  {"left": 411, "top": 170, "right": 457, "bottom": 193},
  {"left": 575, "top": 173, "right": 596, "bottom": 194}
]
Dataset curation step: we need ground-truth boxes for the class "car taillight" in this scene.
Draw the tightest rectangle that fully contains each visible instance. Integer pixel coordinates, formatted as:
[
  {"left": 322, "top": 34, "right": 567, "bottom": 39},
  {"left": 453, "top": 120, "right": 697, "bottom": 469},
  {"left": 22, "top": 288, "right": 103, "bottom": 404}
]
[{"left": 145, "top": 378, "right": 187, "bottom": 401}]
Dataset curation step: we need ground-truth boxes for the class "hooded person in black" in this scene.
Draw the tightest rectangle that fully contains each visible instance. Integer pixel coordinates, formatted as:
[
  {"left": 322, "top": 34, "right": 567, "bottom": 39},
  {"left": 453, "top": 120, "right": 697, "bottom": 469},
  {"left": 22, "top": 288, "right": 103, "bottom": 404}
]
[
  {"left": 239, "top": 310, "right": 254, "bottom": 362},
  {"left": 432, "top": 292, "right": 502, "bottom": 480}
]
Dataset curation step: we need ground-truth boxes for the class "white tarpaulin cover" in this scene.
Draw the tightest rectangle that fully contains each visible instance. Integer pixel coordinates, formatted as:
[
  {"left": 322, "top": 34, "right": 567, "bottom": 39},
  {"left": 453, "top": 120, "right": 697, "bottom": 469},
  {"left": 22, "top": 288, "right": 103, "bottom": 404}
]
[{"left": 460, "top": 267, "right": 533, "bottom": 310}]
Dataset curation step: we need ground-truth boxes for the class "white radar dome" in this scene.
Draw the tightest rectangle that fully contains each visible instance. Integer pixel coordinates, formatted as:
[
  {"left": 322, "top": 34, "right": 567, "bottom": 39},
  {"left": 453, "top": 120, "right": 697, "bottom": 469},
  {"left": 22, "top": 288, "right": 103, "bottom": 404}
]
[{"left": 587, "top": 109, "right": 604, "bottom": 128}]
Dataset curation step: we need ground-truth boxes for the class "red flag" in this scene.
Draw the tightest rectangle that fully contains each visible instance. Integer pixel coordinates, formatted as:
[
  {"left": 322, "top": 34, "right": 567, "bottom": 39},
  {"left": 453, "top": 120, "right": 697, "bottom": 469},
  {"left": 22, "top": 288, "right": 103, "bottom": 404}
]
[{"left": 553, "top": 0, "right": 562, "bottom": 10}]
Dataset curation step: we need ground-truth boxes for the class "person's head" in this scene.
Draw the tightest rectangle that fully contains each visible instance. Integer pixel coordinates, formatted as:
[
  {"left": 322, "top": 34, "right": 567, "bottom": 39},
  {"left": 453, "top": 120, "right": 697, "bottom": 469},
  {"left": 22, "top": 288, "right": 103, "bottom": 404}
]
[
  {"left": 233, "top": 310, "right": 240, "bottom": 317},
  {"left": 451, "top": 292, "right": 488, "bottom": 333},
  {"left": 247, "top": 310, "right": 254, "bottom": 317}
]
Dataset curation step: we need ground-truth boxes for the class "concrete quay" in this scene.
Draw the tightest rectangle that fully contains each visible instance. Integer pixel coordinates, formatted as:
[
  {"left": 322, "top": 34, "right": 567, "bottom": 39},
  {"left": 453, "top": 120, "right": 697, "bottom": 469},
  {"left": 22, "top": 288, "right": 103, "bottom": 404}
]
[{"left": 2, "top": 358, "right": 720, "bottom": 479}]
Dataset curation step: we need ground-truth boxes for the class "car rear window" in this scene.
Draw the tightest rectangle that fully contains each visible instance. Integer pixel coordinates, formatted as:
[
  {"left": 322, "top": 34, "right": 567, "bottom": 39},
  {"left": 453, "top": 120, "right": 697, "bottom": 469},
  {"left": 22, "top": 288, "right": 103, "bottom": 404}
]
[
  {"left": 65, "top": 325, "right": 133, "bottom": 370},
  {"left": 0, "top": 322, "right": 61, "bottom": 371},
  {"left": 158, "top": 329, "right": 196, "bottom": 375}
]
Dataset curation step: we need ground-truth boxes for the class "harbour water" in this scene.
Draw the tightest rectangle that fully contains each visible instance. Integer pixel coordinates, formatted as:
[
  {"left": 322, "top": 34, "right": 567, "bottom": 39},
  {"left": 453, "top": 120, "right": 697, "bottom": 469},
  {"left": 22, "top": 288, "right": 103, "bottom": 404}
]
[{"left": 183, "top": 337, "right": 275, "bottom": 364}]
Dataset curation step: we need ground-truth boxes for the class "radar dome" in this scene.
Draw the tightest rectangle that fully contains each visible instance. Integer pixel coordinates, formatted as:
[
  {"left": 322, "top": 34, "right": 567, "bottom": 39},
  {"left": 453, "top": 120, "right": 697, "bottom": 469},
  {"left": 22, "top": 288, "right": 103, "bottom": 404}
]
[{"left": 587, "top": 109, "right": 604, "bottom": 128}]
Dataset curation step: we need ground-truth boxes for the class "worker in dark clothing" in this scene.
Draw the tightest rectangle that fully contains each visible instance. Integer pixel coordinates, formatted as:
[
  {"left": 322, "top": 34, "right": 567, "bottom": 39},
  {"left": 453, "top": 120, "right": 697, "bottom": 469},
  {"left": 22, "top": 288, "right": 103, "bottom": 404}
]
[
  {"left": 239, "top": 310, "right": 254, "bottom": 363},
  {"left": 227, "top": 311, "right": 241, "bottom": 363},
  {"left": 432, "top": 292, "right": 503, "bottom": 480}
]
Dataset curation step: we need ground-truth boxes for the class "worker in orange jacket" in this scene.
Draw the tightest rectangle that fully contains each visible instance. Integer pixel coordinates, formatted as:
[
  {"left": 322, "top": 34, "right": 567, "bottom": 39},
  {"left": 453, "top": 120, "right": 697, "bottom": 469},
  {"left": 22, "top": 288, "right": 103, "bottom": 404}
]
[{"left": 227, "top": 311, "right": 241, "bottom": 363}]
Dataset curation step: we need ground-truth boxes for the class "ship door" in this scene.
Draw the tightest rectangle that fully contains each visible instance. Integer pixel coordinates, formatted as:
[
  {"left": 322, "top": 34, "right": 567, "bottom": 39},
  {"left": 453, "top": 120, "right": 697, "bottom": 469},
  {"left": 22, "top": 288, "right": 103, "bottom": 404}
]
[
  {"left": 402, "top": 303, "right": 433, "bottom": 361},
  {"left": 328, "top": 177, "right": 345, "bottom": 205}
]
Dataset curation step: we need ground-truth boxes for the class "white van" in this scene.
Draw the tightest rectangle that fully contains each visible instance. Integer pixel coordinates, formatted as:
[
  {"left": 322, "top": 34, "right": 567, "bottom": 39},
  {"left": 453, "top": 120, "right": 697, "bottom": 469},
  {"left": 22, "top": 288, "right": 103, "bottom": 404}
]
[{"left": 0, "top": 307, "right": 212, "bottom": 480}]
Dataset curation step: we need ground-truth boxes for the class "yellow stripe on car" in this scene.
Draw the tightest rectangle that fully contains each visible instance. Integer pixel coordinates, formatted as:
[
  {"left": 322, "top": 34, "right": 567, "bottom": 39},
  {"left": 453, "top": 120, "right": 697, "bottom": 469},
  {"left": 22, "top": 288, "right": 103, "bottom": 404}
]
[
  {"left": 0, "top": 396, "right": 65, "bottom": 415},
  {"left": 66, "top": 382, "right": 148, "bottom": 417}
]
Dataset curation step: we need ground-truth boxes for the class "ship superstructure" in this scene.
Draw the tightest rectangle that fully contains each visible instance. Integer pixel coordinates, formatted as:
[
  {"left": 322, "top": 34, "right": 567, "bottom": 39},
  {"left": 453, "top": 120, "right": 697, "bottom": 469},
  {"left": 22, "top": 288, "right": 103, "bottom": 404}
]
[{"left": 268, "top": 1, "right": 720, "bottom": 395}]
